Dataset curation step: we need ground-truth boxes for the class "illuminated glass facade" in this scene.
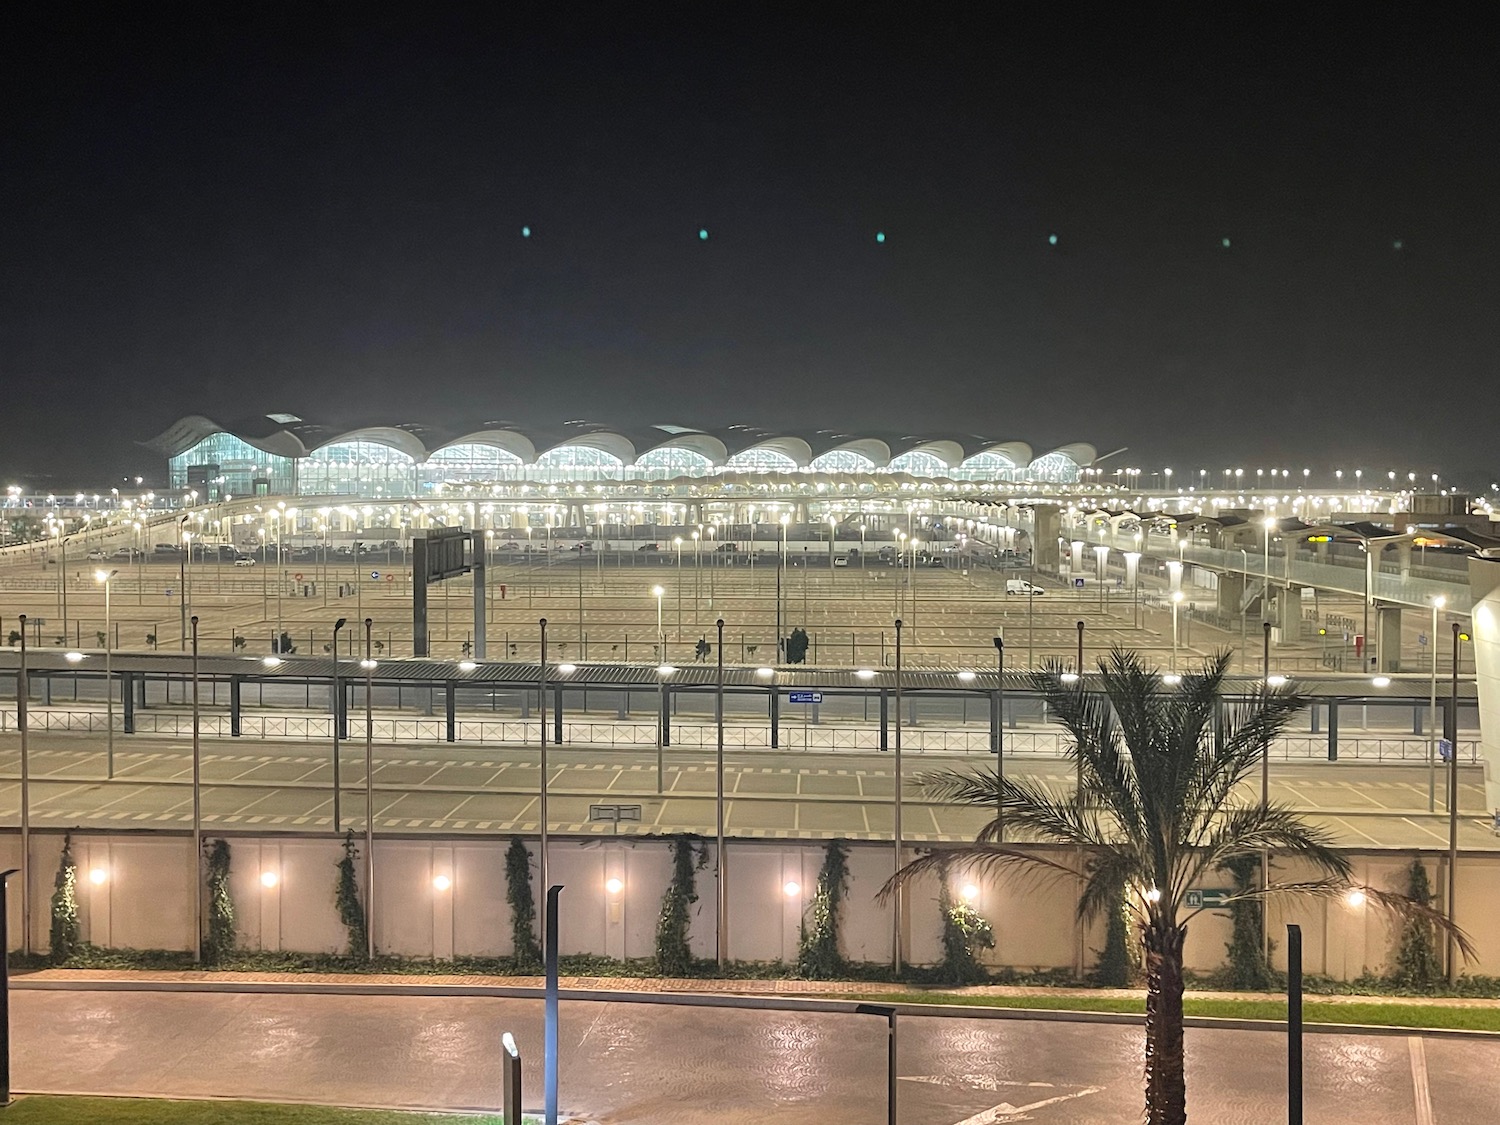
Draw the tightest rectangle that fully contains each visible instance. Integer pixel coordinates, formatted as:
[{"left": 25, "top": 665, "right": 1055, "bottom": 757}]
[
  {"left": 888, "top": 450, "right": 950, "bottom": 476},
  {"left": 299, "top": 441, "right": 418, "bottom": 496},
  {"left": 420, "top": 444, "right": 524, "bottom": 489},
  {"left": 724, "top": 448, "right": 799, "bottom": 472},
  {"left": 952, "top": 452, "right": 1019, "bottom": 481},
  {"left": 168, "top": 433, "right": 296, "bottom": 498},
  {"left": 808, "top": 450, "right": 877, "bottom": 473},
  {"left": 633, "top": 447, "right": 714, "bottom": 479},
  {"left": 530, "top": 444, "right": 624, "bottom": 482},
  {"left": 1026, "top": 452, "right": 1083, "bottom": 482}
]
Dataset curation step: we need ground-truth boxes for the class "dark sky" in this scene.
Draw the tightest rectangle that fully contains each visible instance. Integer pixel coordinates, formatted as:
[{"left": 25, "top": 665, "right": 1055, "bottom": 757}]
[{"left": 3, "top": 8, "right": 1496, "bottom": 487}]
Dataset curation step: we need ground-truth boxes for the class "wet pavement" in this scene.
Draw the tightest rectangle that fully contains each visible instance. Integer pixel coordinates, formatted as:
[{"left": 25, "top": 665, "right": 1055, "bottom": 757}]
[{"left": 12, "top": 988, "right": 1498, "bottom": 1122}]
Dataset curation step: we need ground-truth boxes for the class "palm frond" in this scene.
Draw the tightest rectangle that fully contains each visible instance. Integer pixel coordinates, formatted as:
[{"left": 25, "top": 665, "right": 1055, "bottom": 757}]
[
  {"left": 1183, "top": 803, "right": 1351, "bottom": 891},
  {"left": 917, "top": 768, "right": 1110, "bottom": 849}
]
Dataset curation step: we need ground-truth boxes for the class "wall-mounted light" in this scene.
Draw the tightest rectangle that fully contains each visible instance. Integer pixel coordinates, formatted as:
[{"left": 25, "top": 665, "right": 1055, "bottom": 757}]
[
  {"left": 260, "top": 871, "right": 280, "bottom": 888},
  {"left": 432, "top": 875, "right": 452, "bottom": 891},
  {"left": 783, "top": 881, "right": 801, "bottom": 898},
  {"left": 1344, "top": 888, "right": 1366, "bottom": 908},
  {"left": 960, "top": 883, "right": 979, "bottom": 902},
  {"left": 88, "top": 867, "right": 108, "bottom": 885},
  {"left": 605, "top": 877, "right": 624, "bottom": 895}
]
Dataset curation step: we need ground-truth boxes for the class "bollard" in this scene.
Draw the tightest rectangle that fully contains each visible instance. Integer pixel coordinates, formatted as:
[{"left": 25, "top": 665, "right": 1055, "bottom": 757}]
[
  {"left": 1287, "top": 923, "right": 1302, "bottom": 1125},
  {"left": 501, "top": 1031, "right": 522, "bottom": 1125}
]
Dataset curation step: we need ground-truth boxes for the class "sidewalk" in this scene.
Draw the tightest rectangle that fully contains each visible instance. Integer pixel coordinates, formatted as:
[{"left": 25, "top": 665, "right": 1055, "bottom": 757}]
[{"left": 15, "top": 966, "right": 1500, "bottom": 1009}]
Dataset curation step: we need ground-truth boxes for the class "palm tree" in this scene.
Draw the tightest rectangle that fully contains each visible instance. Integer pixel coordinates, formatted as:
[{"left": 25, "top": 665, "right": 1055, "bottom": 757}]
[{"left": 885, "top": 648, "right": 1469, "bottom": 1125}]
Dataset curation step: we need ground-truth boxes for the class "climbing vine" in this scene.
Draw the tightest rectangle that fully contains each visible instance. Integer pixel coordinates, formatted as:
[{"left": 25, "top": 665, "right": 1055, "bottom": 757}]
[
  {"left": 656, "top": 835, "right": 707, "bottom": 975},
  {"left": 202, "top": 838, "right": 236, "bottom": 965},
  {"left": 506, "top": 836, "right": 542, "bottom": 970},
  {"left": 1220, "top": 854, "right": 1272, "bottom": 989},
  {"left": 1090, "top": 880, "right": 1130, "bottom": 986},
  {"left": 50, "top": 832, "right": 80, "bottom": 963},
  {"left": 938, "top": 882, "right": 996, "bottom": 985},
  {"left": 797, "top": 839, "right": 850, "bottom": 979},
  {"left": 335, "top": 830, "right": 368, "bottom": 959},
  {"left": 1391, "top": 858, "right": 1442, "bottom": 990}
]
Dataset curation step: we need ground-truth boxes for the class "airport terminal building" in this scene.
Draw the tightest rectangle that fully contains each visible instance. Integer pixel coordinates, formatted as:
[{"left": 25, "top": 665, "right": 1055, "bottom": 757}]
[{"left": 147, "top": 414, "right": 1099, "bottom": 499}]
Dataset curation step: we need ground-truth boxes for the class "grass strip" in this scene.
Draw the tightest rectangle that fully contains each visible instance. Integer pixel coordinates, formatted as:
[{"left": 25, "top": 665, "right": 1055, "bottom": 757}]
[
  {"left": 822, "top": 991, "right": 1500, "bottom": 1033},
  {"left": 0, "top": 1096, "right": 518, "bottom": 1124}
]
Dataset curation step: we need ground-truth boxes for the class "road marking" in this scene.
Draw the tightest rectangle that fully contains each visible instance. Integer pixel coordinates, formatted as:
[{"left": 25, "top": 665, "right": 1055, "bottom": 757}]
[{"left": 1408, "top": 1036, "right": 1435, "bottom": 1125}]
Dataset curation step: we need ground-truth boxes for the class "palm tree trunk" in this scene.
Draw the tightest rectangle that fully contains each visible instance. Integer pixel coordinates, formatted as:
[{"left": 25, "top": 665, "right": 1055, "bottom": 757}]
[{"left": 1143, "top": 918, "right": 1187, "bottom": 1125}]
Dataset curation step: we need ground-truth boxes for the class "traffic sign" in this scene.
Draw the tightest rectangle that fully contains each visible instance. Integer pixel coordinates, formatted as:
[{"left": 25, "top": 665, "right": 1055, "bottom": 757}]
[
  {"left": 1073, "top": 577, "right": 1085, "bottom": 588},
  {"left": 385, "top": 573, "right": 395, "bottom": 582},
  {"left": 1185, "top": 888, "right": 1234, "bottom": 909},
  {"left": 789, "top": 691, "right": 823, "bottom": 704},
  {"left": 294, "top": 572, "right": 304, "bottom": 582},
  {"left": 370, "top": 570, "right": 380, "bottom": 580},
  {"left": 1418, "top": 633, "right": 1428, "bottom": 647}
]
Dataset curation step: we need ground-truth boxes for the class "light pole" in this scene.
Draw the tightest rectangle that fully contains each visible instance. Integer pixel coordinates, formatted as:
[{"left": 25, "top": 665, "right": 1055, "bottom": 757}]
[
  {"left": 692, "top": 529, "right": 701, "bottom": 634},
  {"left": 674, "top": 537, "right": 683, "bottom": 639},
  {"left": 17, "top": 615, "right": 31, "bottom": 954},
  {"left": 331, "top": 617, "right": 347, "bottom": 831},
  {"left": 363, "top": 617, "right": 376, "bottom": 960},
  {"left": 1171, "top": 591, "right": 1184, "bottom": 670},
  {"left": 993, "top": 635, "right": 1005, "bottom": 841},
  {"left": 715, "top": 617, "right": 727, "bottom": 970},
  {"left": 1444, "top": 622, "right": 1464, "bottom": 982},
  {"left": 892, "top": 618, "right": 903, "bottom": 973},
  {"left": 1423, "top": 594, "right": 1445, "bottom": 811},
  {"left": 652, "top": 585, "right": 665, "bottom": 661},
  {"left": 190, "top": 615, "right": 202, "bottom": 963},
  {"left": 95, "top": 568, "right": 118, "bottom": 778},
  {"left": 539, "top": 617, "right": 550, "bottom": 947}
]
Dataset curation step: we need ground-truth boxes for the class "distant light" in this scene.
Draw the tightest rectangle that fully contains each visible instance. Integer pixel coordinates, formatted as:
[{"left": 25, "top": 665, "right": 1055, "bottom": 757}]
[
  {"left": 1372, "top": 676, "right": 1391, "bottom": 688},
  {"left": 1344, "top": 888, "right": 1366, "bottom": 908},
  {"left": 458, "top": 660, "right": 477, "bottom": 672},
  {"left": 657, "top": 664, "right": 677, "bottom": 676},
  {"left": 262, "top": 656, "right": 282, "bottom": 668},
  {"left": 605, "top": 877, "right": 624, "bottom": 895},
  {"left": 521, "top": 225, "right": 531, "bottom": 238},
  {"left": 875, "top": 231, "right": 886, "bottom": 243},
  {"left": 1144, "top": 886, "right": 1162, "bottom": 903},
  {"left": 1060, "top": 672, "right": 1080, "bottom": 684},
  {"left": 359, "top": 659, "right": 377, "bottom": 670},
  {"left": 1221, "top": 237, "right": 1231, "bottom": 249},
  {"left": 1392, "top": 239, "right": 1403, "bottom": 250},
  {"left": 783, "top": 881, "right": 801, "bottom": 897},
  {"left": 260, "top": 871, "right": 279, "bottom": 888},
  {"left": 557, "top": 663, "right": 577, "bottom": 675},
  {"left": 432, "top": 875, "right": 452, "bottom": 891},
  {"left": 957, "top": 670, "right": 976, "bottom": 682},
  {"left": 64, "top": 651, "right": 84, "bottom": 663},
  {"left": 960, "top": 883, "right": 979, "bottom": 902},
  {"left": 756, "top": 667, "right": 775, "bottom": 677},
  {"left": 855, "top": 669, "right": 876, "bottom": 680},
  {"left": 698, "top": 228, "right": 709, "bottom": 241},
  {"left": 1162, "top": 674, "right": 1182, "bottom": 686},
  {"left": 1266, "top": 675, "right": 1289, "bottom": 687}
]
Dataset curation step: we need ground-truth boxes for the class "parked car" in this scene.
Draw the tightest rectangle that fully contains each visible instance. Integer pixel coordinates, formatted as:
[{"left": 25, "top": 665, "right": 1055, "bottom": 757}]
[
  {"left": 637, "top": 543, "right": 660, "bottom": 552},
  {"left": 833, "top": 555, "right": 849, "bottom": 567},
  {"left": 234, "top": 556, "right": 256, "bottom": 567},
  {"left": 86, "top": 549, "right": 108, "bottom": 560},
  {"left": 500, "top": 541, "right": 520, "bottom": 551},
  {"left": 1005, "top": 579, "right": 1045, "bottom": 596}
]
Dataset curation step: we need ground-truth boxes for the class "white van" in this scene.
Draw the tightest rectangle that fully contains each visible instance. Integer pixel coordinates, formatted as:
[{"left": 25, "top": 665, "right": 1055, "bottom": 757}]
[{"left": 1006, "top": 579, "right": 1045, "bottom": 596}]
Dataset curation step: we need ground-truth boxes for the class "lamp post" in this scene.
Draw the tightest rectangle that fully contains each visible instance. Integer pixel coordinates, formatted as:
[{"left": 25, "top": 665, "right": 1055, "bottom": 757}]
[
  {"left": 692, "top": 529, "right": 701, "bottom": 634},
  {"left": 674, "top": 536, "right": 683, "bottom": 639},
  {"left": 715, "top": 617, "right": 727, "bottom": 970},
  {"left": 1446, "top": 621, "right": 1462, "bottom": 983},
  {"left": 191, "top": 615, "right": 202, "bottom": 963},
  {"left": 539, "top": 617, "right": 550, "bottom": 947},
  {"left": 652, "top": 585, "right": 665, "bottom": 661},
  {"left": 1171, "top": 591, "right": 1184, "bottom": 670},
  {"left": 1428, "top": 595, "right": 1444, "bottom": 812},
  {"left": 331, "top": 617, "right": 347, "bottom": 831},
  {"left": 95, "top": 568, "right": 118, "bottom": 778},
  {"left": 363, "top": 617, "right": 376, "bottom": 960},
  {"left": 892, "top": 617, "right": 903, "bottom": 973},
  {"left": 17, "top": 616, "right": 31, "bottom": 954},
  {"left": 178, "top": 516, "right": 190, "bottom": 650},
  {"left": 993, "top": 635, "right": 1005, "bottom": 841}
]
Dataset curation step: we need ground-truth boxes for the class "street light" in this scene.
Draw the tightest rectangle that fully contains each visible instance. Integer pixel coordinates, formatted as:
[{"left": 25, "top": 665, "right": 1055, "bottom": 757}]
[
  {"left": 95, "top": 568, "right": 118, "bottom": 778},
  {"left": 1170, "top": 591, "right": 1184, "bottom": 670},
  {"left": 331, "top": 617, "right": 347, "bottom": 831},
  {"left": 651, "top": 585, "right": 665, "bottom": 660},
  {"left": 1428, "top": 595, "right": 1445, "bottom": 812},
  {"left": 673, "top": 537, "right": 683, "bottom": 639}
]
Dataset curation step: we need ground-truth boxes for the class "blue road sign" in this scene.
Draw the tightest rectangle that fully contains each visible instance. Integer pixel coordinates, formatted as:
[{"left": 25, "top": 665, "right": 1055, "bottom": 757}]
[
  {"left": 370, "top": 570, "right": 380, "bottom": 580},
  {"left": 1418, "top": 633, "right": 1428, "bottom": 647},
  {"left": 788, "top": 691, "right": 823, "bottom": 704},
  {"left": 1074, "top": 577, "right": 1085, "bottom": 588}
]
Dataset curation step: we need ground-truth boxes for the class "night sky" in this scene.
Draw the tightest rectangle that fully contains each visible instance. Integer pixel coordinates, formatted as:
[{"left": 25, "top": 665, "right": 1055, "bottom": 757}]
[{"left": 3, "top": 9, "right": 1496, "bottom": 487}]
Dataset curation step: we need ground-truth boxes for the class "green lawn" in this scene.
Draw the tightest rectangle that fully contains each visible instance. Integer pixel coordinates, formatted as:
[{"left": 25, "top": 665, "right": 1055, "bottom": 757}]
[
  {"left": 825, "top": 991, "right": 1500, "bottom": 1033},
  {"left": 0, "top": 1097, "right": 518, "bottom": 1124}
]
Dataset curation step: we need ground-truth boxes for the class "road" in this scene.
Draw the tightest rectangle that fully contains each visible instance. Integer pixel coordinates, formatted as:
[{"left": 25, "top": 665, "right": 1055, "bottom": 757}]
[
  {"left": 2, "top": 731, "right": 1494, "bottom": 847},
  {"left": 10, "top": 987, "right": 1495, "bottom": 1123}
]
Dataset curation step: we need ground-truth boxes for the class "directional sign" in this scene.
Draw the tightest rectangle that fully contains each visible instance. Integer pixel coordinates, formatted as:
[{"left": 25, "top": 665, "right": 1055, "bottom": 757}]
[
  {"left": 1185, "top": 888, "right": 1234, "bottom": 909},
  {"left": 370, "top": 570, "right": 380, "bottom": 580},
  {"left": 789, "top": 691, "right": 823, "bottom": 704},
  {"left": 1418, "top": 633, "right": 1428, "bottom": 647}
]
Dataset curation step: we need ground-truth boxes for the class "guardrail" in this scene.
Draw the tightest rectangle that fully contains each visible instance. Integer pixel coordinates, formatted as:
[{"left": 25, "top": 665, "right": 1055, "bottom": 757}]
[{"left": 0, "top": 706, "right": 1479, "bottom": 761}]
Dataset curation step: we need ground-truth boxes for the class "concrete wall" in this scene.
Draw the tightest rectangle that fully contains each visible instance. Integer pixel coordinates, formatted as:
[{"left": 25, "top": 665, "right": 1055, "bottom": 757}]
[
  {"left": 1467, "top": 556, "right": 1500, "bottom": 810},
  {"left": 4, "top": 831, "right": 1496, "bottom": 981}
]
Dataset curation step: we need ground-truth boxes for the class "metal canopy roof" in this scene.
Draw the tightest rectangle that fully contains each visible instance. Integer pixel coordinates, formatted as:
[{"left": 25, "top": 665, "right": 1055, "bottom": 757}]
[{"left": 0, "top": 650, "right": 1476, "bottom": 700}]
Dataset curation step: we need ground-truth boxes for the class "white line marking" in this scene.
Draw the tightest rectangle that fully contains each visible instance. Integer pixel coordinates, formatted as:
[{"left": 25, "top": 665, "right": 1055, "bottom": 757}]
[{"left": 1409, "top": 1036, "right": 1435, "bottom": 1125}]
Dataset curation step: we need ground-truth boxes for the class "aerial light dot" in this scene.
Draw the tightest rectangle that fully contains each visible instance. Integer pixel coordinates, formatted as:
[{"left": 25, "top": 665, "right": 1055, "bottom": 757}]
[
  {"left": 698, "top": 228, "right": 709, "bottom": 241},
  {"left": 1047, "top": 233, "right": 1058, "bottom": 246},
  {"left": 521, "top": 226, "right": 531, "bottom": 238},
  {"left": 1392, "top": 239, "right": 1403, "bottom": 250},
  {"left": 1221, "top": 237, "right": 1231, "bottom": 249},
  {"left": 875, "top": 231, "right": 886, "bottom": 243}
]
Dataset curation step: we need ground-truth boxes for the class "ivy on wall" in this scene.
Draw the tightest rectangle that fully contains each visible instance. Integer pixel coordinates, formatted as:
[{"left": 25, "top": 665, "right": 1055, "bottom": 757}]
[
  {"left": 797, "top": 839, "right": 850, "bottom": 979},
  {"left": 50, "top": 832, "right": 80, "bottom": 964},
  {"left": 202, "top": 838, "right": 236, "bottom": 965},
  {"left": 506, "top": 836, "right": 542, "bottom": 970},
  {"left": 335, "top": 830, "right": 368, "bottom": 959},
  {"left": 656, "top": 835, "right": 707, "bottom": 976}
]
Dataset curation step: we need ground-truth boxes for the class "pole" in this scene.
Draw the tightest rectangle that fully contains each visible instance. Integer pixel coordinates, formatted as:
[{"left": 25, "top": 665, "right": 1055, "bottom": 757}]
[
  {"left": 1287, "top": 923, "right": 1303, "bottom": 1125},
  {"left": 893, "top": 617, "right": 903, "bottom": 973},
  {"left": 1429, "top": 599, "right": 1441, "bottom": 813},
  {"left": 104, "top": 571, "right": 114, "bottom": 778},
  {"left": 1446, "top": 621, "right": 1461, "bottom": 983},
  {"left": 331, "top": 617, "right": 346, "bottom": 832},
  {"left": 191, "top": 616, "right": 202, "bottom": 964},
  {"left": 715, "top": 617, "right": 727, "bottom": 971},
  {"left": 502, "top": 1032, "right": 522, "bottom": 1125},
  {"left": 0, "top": 867, "right": 17, "bottom": 1107},
  {"left": 364, "top": 617, "right": 375, "bottom": 961},
  {"left": 539, "top": 618, "right": 550, "bottom": 948},
  {"left": 17, "top": 618, "right": 31, "bottom": 955},
  {"left": 1075, "top": 619, "right": 1085, "bottom": 980},
  {"left": 854, "top": 1004, "right": 898, "bottom": 1125},
  {"left": 1262, "top": 621, "right": 1272, "bottom": 961},
  {"left": 994, "top": 635, "right": 1004, "bottom": 842},
  {"left": 178, "top": 521, "right": 187, "bottom": 649},
  {"left": 544, "top": 884, "right": 563, "bottom": 1125}
]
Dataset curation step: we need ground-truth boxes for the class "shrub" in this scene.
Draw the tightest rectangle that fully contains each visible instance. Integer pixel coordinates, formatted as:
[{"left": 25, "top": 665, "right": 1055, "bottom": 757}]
[
  {"left": 1091, "top": 880, "right": 1131, "bottom": 987},
  {"left": 656, "top": 835, "right": 706, "bottom": 975},
  {"left": 938, "top": 883, "right": 996, "bottom": 985},
  {"left": 1391, "top": 858, "right": 1442, "bottom": 990},
  {"left": 505, "top": 836, "right": 541, "bottom": 970},
  {"left": 202, "top": 839, "right": 235, "bottom": 964},
  {"left": 50, "top": 833, "right": 80, "bottom": 963},
  {"left": 1220, "top": 854, "right": 1272, "bottom": 989}
]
